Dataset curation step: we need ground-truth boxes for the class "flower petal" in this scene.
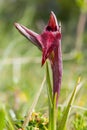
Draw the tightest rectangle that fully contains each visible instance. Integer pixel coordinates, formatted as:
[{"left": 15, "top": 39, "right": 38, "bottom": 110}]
[
  {"left": 41, "top": 43, "right": 55, "bottom": 66},
  {"left": 46, "top": 11, "right": 59, "bottom": 31},
  {"left": 14, "top": 23, "right": 42, "bottom": 49}
]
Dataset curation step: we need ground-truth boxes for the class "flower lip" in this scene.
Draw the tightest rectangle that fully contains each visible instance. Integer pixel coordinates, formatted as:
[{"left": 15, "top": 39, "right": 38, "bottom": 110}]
[{"left": 46, "top": 11, "right": 59, "bottom": 32}]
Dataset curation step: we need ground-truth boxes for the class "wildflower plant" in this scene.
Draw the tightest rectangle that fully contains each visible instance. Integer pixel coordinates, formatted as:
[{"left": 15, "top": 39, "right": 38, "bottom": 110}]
[
  {"left": 15, "top": 11, "right": 62, "bottom": 106},
  {"left": 15, "top": 11, "right": 81, "bottom": 130}
]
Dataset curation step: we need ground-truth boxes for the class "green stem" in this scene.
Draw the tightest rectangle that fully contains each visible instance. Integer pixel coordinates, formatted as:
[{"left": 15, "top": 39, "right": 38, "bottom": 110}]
[{"left": 46, "top": 62, "right": 57, "bottom": 130}]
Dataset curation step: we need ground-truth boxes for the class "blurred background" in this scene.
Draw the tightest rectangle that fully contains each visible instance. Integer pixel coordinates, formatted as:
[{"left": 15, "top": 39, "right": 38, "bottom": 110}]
[{"left": 0, "top": 0, "right": 87, "bottom": 120}]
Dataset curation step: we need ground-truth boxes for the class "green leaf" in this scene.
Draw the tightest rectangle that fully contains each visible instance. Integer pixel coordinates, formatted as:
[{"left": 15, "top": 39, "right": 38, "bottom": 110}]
[
  {"left": 5, "top": 109, "right": 15, "bottom": 130},
  {"left": 0, "top": 106, "right": 5, "bottom": 130},
  {"left": 0, "top": 104, "right": 15, "bottom": 130},
  {"left": 58, "top": 77, "right": 81, "bottom": 130}
]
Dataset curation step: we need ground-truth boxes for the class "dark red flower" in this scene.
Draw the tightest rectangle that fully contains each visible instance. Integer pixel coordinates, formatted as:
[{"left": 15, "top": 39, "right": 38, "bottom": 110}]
[{"left": 15, "top": 11, "right": 62, "bottom": 105}]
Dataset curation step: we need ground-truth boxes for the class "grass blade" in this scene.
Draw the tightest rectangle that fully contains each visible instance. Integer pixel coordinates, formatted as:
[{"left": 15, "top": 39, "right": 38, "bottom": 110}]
[
  {"left": 0, "top": 105, "right": 5, "bottom": 130},
  {"left": 23, "top": 76, "right": 46, "bottom": 128},
  {"left": 5, "top": 109, "right": 15, "bottom": 130},
  {"left": 0, "top": 104, "right": 15, "bottom": 130},
  {"left": 58, "top": 77, "right": 81, "bottom": 130}
]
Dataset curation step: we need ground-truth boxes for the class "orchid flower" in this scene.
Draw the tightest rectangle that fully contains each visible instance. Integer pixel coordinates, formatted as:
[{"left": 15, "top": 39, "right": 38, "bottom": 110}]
[{"left": 14, "top": 11, "right": 62, "bottom": 105}]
